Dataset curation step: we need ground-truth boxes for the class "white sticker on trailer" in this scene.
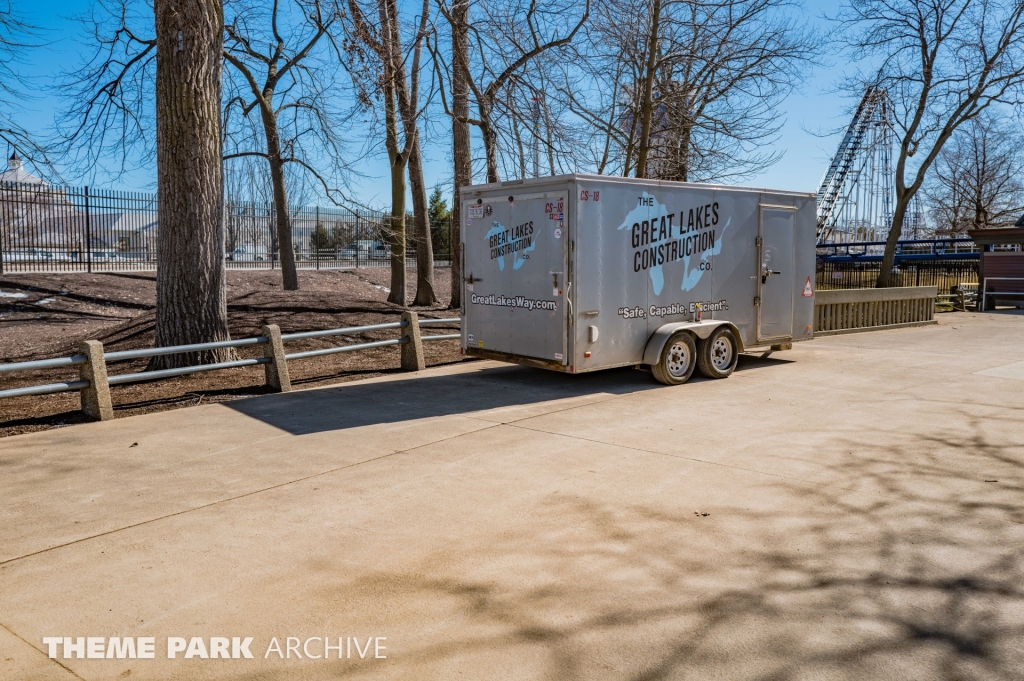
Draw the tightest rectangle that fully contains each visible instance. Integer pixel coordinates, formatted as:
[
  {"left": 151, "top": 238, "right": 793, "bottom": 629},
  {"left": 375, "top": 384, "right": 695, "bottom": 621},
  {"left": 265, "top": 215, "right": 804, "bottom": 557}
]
[{"left": 468, "top": 205, "right": 484, "bottom": 219}]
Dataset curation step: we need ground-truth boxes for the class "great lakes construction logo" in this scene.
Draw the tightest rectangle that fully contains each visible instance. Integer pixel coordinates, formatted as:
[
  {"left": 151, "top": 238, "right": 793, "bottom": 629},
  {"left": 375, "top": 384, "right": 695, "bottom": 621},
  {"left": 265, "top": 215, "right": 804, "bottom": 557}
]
[
  {"left": 486, "top": 220, "right": 535, "bottom": 271},
  {"left": 616, "top": 192, "right": 729, "bottom": 294}
]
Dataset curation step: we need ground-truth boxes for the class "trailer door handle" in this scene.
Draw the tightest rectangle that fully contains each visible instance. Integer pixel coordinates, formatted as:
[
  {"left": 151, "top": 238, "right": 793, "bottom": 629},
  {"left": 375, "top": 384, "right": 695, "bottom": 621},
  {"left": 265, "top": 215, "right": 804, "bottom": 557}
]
[{"left": 566, "top": 282, "right": 573, "bottom": 325}]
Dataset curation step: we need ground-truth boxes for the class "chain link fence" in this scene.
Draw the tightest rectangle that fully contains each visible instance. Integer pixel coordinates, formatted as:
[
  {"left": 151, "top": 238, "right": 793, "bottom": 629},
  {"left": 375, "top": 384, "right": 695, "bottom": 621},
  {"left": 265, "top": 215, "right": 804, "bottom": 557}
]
[{"left": 0, "top": 182, "right": 452, "bottom": 274}]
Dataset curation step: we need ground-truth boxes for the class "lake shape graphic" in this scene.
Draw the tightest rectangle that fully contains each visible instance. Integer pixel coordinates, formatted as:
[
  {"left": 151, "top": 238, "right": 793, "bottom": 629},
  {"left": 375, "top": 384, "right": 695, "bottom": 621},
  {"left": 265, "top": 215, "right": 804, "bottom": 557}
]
[
  {"left": 681, "top": 217, "right": 729, "bottom": 292},
  {"left": 616, "top": 193, "right": 671, "bottom": 294}
]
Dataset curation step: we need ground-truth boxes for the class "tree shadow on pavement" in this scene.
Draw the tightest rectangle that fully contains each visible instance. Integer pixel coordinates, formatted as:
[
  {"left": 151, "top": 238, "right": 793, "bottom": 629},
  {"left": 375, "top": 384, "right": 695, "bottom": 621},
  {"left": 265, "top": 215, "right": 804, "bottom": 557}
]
[{"left": 289, "top": 413, "right": 1023, "bottom": 681}]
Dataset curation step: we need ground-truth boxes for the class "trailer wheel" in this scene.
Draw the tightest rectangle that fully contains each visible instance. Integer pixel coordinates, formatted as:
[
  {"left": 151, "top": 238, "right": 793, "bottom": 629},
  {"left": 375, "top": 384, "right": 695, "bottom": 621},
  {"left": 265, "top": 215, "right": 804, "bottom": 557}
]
[
  {"left": 652, "top": 331, "right": 697, "bottom": 385},
  {"left": 697, "top": 326, "right": 739, "bottom": 379}
]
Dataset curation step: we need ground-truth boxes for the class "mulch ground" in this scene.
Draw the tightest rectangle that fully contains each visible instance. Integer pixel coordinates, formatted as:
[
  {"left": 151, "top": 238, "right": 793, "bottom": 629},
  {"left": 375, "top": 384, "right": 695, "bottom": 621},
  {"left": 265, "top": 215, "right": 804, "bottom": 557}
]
[{"left": 0, "top": 267, "right": 466, "bottom": 438}]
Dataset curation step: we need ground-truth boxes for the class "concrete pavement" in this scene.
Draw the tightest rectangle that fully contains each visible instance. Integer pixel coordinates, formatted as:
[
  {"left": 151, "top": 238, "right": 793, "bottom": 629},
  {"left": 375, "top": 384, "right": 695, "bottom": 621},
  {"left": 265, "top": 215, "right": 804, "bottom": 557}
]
[{"left": 1, "top": 311, "right": 1023, "bottom": 680}]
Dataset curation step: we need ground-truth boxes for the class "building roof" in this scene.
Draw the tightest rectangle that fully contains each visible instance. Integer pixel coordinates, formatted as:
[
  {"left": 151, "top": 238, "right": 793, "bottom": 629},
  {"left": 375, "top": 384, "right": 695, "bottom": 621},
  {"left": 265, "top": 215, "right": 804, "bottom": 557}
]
[
  {"left": 0, "top": 150, "right": 45, "bottom": 185},
  {"left": 967, "top": 228, "right": 1024, "bottom": 245}
]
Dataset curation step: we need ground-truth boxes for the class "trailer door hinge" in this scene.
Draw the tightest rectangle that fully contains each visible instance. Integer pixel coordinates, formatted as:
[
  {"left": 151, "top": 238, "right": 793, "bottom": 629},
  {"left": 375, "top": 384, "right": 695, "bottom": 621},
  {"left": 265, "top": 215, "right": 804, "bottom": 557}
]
[
  {"left": 754, "top": 296, "right": 761, "bottom": 306},
  {"left": 755, "top": 236, "right": 763, "bottom": 247}
]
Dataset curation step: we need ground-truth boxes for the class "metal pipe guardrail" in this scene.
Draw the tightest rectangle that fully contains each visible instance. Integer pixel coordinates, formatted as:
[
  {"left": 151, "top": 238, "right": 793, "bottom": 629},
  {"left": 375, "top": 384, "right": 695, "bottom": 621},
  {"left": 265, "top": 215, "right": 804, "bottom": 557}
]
[
  {"left": 104, "top": 337, "right": 270, "bottom": 362},
  {"left": 284, "top": 338, "right": 403, "bottom": 361},
  {"left": 107, "top": 357, "right": 274, "bottom": 386},
  {"left": 0, "top": 355, "right": 87, "bottom": 373},
  {"left": 0, "top": 314, "right": 462, "bottom": 420},
  {"left": 1, "top": 380, "right": 91, "bottom": 399},
  {"left": 981, "top": 277, "right": 1024, "bottom": 311}
]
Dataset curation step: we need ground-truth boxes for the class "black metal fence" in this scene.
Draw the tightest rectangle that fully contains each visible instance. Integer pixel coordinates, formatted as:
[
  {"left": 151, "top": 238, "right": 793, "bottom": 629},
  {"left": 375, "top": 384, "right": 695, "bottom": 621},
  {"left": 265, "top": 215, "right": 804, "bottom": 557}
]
[
  {"left": 0, "top": 182, "right": 452, "bottom": 274},
  {"left": 816, "top": 239, "right": 980, "bottom": 291}
]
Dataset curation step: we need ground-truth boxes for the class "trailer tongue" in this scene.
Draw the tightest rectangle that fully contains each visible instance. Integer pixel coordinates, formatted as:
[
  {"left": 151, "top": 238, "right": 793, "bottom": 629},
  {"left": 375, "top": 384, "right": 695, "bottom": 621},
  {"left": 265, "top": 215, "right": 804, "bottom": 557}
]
[{"left": 460, "top": 174, "right": 816, "bottom": 385}]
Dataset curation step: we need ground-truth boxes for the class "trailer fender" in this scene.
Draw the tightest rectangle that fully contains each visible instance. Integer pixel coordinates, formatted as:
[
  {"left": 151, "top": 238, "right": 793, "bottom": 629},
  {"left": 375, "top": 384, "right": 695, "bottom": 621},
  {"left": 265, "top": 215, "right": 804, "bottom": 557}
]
[{"left": 642, "top": 321, "right": 743, "bottom": 366}]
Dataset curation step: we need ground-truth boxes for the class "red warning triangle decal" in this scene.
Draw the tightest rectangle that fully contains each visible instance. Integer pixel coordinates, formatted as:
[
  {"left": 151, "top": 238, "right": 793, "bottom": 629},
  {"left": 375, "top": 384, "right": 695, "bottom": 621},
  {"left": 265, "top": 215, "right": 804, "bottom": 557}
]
[{"left": 802, "top": 276, "right": 814, "bottom": 298}]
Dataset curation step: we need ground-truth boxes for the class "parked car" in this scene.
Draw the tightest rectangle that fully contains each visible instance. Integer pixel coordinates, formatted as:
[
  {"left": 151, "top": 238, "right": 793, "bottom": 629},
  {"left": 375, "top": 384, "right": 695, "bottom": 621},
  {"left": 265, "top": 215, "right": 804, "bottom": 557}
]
[
  {"left": 4, "top": 249, "right": 57, "bottom": 262},
  {"left": 341, "top": 240, "right": 390, "bottom": 260},
  {"left": 227, "top": 245, "right": 269, "bottom": 262}
]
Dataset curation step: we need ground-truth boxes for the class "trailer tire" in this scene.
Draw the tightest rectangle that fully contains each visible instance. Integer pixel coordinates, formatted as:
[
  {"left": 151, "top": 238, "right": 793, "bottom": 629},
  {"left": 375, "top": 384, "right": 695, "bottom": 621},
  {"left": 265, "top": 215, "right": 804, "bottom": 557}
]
[
  {"left": 697, "top": 326, "right": 738, "bottom": 379},
  {"left": 652, "top": 331, "right": 697, "bottom": 385}
]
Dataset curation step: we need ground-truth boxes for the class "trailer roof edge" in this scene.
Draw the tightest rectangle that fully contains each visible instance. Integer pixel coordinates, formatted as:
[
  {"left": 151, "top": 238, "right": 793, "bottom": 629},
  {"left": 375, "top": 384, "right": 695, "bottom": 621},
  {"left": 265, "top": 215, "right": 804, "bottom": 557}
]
[{"left": 458, "top": 173, "right": 816, "bottom": 199}]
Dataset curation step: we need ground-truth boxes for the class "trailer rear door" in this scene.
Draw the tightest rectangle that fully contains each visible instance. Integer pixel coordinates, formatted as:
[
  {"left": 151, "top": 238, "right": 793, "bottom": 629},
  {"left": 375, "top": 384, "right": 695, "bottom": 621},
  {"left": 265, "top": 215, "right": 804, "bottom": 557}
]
[
  {"left": 463, "top": 191, "right": 568, "bottom": 364},
  {"left": 758, "top": 205, "right": 796, "bottom": 342}
]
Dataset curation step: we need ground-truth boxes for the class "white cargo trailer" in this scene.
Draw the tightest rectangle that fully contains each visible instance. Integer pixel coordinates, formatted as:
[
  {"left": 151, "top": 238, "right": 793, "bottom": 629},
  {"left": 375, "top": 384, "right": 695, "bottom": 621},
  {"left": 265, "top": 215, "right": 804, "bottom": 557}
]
[{"left": 459, "top": 174, "right": 817, "bottom": 385}]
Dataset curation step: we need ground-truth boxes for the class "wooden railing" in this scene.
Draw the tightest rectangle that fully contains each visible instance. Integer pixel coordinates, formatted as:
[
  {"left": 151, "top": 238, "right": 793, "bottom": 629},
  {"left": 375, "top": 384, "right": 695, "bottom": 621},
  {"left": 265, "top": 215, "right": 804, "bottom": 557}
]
[{"left": 815, "top": 286, "right": 937, "bottom": 336}]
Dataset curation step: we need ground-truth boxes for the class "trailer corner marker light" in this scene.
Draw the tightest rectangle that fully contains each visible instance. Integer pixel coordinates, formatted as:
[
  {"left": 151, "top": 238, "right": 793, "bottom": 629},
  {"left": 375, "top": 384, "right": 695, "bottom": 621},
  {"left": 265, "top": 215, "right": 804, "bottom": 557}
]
[{"left": 584, "top": 351, "right": 592, "bottom": 358}]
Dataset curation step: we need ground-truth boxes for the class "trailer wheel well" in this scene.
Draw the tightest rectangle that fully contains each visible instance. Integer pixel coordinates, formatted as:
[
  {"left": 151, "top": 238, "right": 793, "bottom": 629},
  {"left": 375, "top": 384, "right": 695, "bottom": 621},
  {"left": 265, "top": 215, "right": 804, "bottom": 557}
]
[{"left": 642, "top": 321, "right": 743, "bottom": 367}]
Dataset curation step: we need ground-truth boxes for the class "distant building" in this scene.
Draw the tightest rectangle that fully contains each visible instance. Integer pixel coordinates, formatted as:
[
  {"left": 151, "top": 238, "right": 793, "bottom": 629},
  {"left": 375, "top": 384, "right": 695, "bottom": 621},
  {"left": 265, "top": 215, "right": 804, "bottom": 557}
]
[
  {"left": 0, "top": 151, "right": 45, "bottom": 185},
  {"left": 1, "top": 155, "right": 158, "bottom": 261}
]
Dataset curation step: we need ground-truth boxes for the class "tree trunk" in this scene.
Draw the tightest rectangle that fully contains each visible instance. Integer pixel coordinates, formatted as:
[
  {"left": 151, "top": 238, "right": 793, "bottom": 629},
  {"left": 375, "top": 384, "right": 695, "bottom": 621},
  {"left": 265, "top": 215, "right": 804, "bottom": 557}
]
[
  {"left": 261, "top": 105, "right": 299, "bottom": 291},
  {"left": 388, "top": 154, "right": 408, "bottom": 306},
  {"left": 383, "top": 79, "right": 406, "bottom": 306},
  {"left": 876, "top": 196, "right": 908, "bottom": 288},
  {"left": 409, "top": 134, "right": 438, "bottom": 306},
  {"left": 151, "top": 0, "right": 234, "bottom": 369},
  {"left": 449, "top": 0, "right": 470, "bottom": 310},
  {"left": 481, "top": 103, "right": 500, "bottom": 184},
  {"left": 635, "top": 0, "right": 661, "bottom": 179},
  {"left": 679, "top": 124, "right": 691, "bottom": 182}
]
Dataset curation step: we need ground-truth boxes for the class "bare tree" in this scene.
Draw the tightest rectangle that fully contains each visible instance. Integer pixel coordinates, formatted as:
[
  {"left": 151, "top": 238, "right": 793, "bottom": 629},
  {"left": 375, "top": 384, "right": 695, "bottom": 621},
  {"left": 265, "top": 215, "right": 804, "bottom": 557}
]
[
  {"left": 838, "top": 0, "right": 1024, "bottom": 287},
  {"left": 397, "top": 0, "right": 438, "bottom": 306},
  {"left": 924, "top": 114, "right": 1024, "bottom": 236},
  {"left": 476, "top": 63, "right": 590, "bottom": 181},
  {"left": 53, "top": 0, "right": 156, "bottom": 177},
  {"left": 0, "top": 0, "right": 49, "bottom": 168},
  {"left": 222, "top": 0, "right": 349, "bottom": 291},
  {"left": 634, "top": 0, "right": 662, "bottom": 178},
  {"left": 560, "top": 0, "right": 813, "bottom": 182},
  {"left": 447, "top": 0, "right": 470, "bottom": 308},
  {"left": 542, "top": 0, "right": 646, "bottom": 177},
  {"left": 152, "top": 0, "right": 234, "bottom": 368},
  {"left": 56, "top": 0, "right": 233, "bottom": 367},
  {"left": 428, "top": 0, "right": 588, "bottom": 309},
  {"left": 436, "top": 0, "right": 590, "bottom": 184},
  {"left": 346, "top": 0, "right": 432, "bottom": 305}
]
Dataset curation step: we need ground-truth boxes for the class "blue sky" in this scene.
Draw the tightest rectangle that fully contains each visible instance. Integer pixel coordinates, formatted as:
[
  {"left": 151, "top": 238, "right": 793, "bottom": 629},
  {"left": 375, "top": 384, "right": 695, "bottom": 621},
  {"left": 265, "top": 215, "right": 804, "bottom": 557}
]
[{"left": 8, "top": 0, "right": 851, "bottom": 205}]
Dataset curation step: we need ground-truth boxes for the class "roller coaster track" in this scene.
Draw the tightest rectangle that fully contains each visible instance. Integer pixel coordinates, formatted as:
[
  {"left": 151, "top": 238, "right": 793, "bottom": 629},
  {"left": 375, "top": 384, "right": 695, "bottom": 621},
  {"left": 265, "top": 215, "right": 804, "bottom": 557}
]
[{"left": 816, "top": 86, "right": 890, "bottom": 240}]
